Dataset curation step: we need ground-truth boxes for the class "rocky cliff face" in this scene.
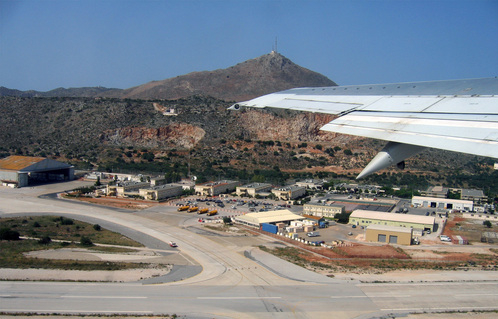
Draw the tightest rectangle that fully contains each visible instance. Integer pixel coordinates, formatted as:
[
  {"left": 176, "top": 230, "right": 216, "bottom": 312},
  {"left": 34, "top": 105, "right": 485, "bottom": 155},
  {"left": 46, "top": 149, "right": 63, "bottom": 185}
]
[
  {"left": 239, "top": 110, "right": 338, "bottom": 142},
  {"left": 100, "top": 124, "right": 206, "bottom": 149}
]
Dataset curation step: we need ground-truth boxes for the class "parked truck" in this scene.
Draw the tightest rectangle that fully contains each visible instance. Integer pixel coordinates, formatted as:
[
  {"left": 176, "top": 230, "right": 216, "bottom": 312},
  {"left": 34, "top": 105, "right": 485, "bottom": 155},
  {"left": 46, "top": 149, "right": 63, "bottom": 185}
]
[
  {"left": 207, "top": 210, "right": 217, "bottom": 216},
  {"left": 197, "top": 208, "right": 209, "bottom": 214},
  {"left": 177, "top": 205, "right": 189, "bottom": 212},
  {"left": 188, "top": 206, "right": 199, "bottom": 213}
]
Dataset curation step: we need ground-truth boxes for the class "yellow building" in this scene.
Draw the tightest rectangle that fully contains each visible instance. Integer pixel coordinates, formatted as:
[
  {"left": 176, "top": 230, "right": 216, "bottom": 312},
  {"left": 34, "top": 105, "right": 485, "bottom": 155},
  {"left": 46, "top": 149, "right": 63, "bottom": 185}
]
[
  {"left": 303, "top": 203, "right": 345, "bottom": 218},
  {"left": 365, "top": 225, "right": 413, "bottom": 245}
]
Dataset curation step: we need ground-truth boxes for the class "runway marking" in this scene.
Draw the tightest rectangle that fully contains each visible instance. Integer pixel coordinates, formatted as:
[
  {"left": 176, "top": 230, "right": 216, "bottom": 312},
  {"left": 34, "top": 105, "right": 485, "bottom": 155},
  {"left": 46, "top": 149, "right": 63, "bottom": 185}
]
[
  {"left": 381, "top": 306, "right": 498, "bottom": 311},
  {"left": 63, "top": 296, "right": 147, "bottom": 299},
  {"left": 330, "top": 296, "right": 367, "bottom": 299},
  {"left": 198, "top": 297, "right": 281, "bottom": 300},
  {"left": 358, "top": 282, "right": 498, "bottom": 287},
  {"left": 455, "top": 293, "right": 498, "bottom": 297},
  {"left": 331, "top": 295, "right": 411, "bottom": 299}
]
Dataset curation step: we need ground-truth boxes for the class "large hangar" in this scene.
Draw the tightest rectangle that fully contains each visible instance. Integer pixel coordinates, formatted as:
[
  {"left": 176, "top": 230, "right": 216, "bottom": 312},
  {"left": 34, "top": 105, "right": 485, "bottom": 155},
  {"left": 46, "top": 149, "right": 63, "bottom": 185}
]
[{"left": 0, "top": 156, "right": 74, "bottom": 187}]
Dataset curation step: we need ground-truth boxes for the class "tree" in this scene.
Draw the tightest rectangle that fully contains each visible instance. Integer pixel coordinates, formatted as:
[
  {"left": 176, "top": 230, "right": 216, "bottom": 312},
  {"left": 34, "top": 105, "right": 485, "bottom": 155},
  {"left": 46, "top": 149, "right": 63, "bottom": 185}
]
[
  {"left": 93, "top": 224, "right": 102, "bottom": 231},
  {"left": 483, "top": 220, "right": 492, "bottom": 228}
]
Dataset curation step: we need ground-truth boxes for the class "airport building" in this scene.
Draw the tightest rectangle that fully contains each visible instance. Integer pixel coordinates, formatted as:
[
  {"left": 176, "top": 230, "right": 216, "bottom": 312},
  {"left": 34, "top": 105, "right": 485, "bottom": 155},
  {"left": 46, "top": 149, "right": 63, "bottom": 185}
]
[
  {"left": 303, "top": 203, "right": 345, "bottom": 218},
  {"left": 139, "top": 184, "right": 183, "bottom": 201},
  {"left": 421, "top": 186, "right": 449, "bottom": 198},
  {"left": 236, "top": 183, "right": 272, "bottom": 197},
  {"left": 349, "top": 210, "right": 435, "bottom": 231},
  {"left": 411, "top": 196, "right": 473, "bottom": 211},
  {"left": 365, "top": 224, "right": 413, "bottom": 245},
  {"left": 295, "top": 179, "right": 325, "bottom": 190},
  {"left": 234, "top": 209, "right": 305, "bottom": 227},
  {"left": 107, "top": 181, "right": 151, "bottom": 197},
  {"left": 0, "top": 156, "right": 74, "bottom": 188},
  {"left": 194, "top": 180, "right": 240, "bottom": 196},
  {"left": 271, "top": 185, "right": 306, "bottom": 200}
]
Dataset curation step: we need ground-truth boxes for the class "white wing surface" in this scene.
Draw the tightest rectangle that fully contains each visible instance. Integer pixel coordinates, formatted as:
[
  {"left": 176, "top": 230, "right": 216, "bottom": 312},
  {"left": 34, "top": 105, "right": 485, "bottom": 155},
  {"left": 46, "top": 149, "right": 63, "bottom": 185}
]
[{"left": 230, "top": 78, "right": 498, "bottom": 178}]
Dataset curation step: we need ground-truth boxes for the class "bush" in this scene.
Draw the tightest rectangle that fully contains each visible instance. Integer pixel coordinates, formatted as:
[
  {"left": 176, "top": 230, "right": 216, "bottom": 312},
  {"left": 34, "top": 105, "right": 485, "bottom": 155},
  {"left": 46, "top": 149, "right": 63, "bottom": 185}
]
[
  {"left": 483, "top": 220, "right": 492, "bottom": 228},
  {"left": 93, "top": 224, "right": 102, "bottom": 231},
  {"left": 80, "top": 236, "right": 94, "bottom": 246},
  {"left": 38, "top": 236, "right": 52, "bottom": 245},
  {"left": 0, "top": 228, "right": 20, "bottom": 240}
]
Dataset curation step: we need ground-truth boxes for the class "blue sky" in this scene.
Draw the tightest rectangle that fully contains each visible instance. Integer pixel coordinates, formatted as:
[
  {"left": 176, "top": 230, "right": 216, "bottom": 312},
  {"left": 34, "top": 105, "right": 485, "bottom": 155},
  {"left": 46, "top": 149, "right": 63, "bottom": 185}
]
[{"left": 1, "top": 0, "right": 497, "bottom": 91}]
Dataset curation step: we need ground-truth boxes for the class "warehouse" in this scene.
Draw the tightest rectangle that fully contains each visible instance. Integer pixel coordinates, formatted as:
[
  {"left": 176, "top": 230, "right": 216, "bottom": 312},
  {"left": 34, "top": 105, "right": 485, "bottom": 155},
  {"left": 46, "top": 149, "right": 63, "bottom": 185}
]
[
  {"left": 349, "top": 210, "right": 435, "bottom": 231},
  {"left": 0, "top": 155, "right": 74, "bottom": 188},
  {"left": 234, "top": 209, "right": 305, "bottom": 227},
  {"left": 365, "top": 225, "right": 413, "bottom": 245},
  {"left": 412, "top": 196, "right": 473, "bottom": 211}
]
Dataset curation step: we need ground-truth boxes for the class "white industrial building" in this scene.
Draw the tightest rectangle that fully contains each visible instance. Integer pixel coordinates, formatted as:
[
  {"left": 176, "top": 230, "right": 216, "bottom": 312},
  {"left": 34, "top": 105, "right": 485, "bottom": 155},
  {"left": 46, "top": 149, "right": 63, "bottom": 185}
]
[
  {"left": 0, "top": 156, "right": 74, "bottom": 188},
  {"left": 412, "top": 196, "right": 473, "bottom": 211},
  {"left": 234, "top": 210, "right": 305, "bottom": 227}
]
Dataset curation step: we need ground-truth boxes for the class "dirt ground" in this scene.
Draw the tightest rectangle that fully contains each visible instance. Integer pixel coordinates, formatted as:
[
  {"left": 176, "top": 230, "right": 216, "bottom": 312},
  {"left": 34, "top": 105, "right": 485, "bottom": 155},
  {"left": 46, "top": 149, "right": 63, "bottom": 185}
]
[
  {"left": 62, "top": 194, "right": 162, "bottom": 210},
  {"left": 0, "top": 248, "right": 174, "bottom": 282}
]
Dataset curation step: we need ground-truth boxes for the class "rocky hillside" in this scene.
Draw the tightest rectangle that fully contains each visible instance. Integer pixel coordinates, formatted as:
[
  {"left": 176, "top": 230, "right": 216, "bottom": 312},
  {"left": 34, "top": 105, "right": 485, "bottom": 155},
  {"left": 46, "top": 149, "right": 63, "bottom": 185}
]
[
  {"left": 102, "top": 52, "right": 336, "bottom": 101},
  {"left": 0, "top": 95, "right": 485, "bottom": 186},
  {"left": 1, "top": 52, "right": 336, "bottom": 102}
]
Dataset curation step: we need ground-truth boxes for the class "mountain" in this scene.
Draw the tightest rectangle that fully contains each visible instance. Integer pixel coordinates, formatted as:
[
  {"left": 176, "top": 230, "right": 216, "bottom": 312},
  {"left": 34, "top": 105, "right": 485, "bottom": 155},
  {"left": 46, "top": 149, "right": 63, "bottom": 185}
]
[
  {"left": 1, "top": 52, "right": 336, "bottom": 101},
  {"left": 0, "top": 86, "right": 118, "bottom": 98},
  {"left": 106, "top": 52, "right": 336, "bottom": 101}
]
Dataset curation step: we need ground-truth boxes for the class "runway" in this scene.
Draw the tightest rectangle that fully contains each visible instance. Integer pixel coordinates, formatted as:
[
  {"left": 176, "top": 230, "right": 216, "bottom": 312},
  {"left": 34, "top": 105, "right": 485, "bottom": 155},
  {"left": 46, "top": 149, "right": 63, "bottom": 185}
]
[{"left": 1, "top": 181, "right": 497, "bottom": 319}]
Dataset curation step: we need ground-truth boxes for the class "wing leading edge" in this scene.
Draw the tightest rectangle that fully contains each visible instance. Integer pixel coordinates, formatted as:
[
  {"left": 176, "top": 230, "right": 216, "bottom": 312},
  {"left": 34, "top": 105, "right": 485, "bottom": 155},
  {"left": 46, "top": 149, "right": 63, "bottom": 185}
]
[{"left": 230, "top": 78, "right": 498, "bottom": 178}]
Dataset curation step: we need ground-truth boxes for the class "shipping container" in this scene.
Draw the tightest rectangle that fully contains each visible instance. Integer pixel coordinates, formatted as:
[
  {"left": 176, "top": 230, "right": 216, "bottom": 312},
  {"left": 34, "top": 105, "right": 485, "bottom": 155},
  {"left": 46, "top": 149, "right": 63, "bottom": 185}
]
[{"left": 261, "top": 223, "right": 278, "bottom": 234}]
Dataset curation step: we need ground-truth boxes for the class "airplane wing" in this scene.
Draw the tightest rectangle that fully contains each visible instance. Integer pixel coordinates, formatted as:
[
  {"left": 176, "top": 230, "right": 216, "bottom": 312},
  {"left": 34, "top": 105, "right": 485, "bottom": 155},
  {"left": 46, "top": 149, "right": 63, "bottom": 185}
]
[{"left": 230, "top": 78, "right": 498, "bottom": 179}]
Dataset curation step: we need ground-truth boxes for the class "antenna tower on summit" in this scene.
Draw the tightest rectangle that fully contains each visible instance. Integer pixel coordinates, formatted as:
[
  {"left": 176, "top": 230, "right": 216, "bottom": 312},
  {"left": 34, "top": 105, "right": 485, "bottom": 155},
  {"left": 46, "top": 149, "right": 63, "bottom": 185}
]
[{"left": 272, "top": 37, "right": 278, "bottom": 54}]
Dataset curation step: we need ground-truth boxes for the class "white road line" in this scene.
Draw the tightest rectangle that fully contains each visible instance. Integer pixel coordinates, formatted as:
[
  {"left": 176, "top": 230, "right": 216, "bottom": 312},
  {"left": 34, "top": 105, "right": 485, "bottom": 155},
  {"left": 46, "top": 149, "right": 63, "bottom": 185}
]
[
  {"left": 455, "top": 293, "right": 498, "bottom": 297},
  {"left": 358, "top": 282, "right": 498, "bottom": 287},
  {"left": 381, "top": 306, "right": 498, "bottom": 311},
  {"left": 62, "top": 296, "right": 147, "bottom": 299},
  {"left": 198, "top": 297, "right": 281, "bottom": 300},
  {"left": 330, "top": 296, "right": 367, "bottom": 299}
]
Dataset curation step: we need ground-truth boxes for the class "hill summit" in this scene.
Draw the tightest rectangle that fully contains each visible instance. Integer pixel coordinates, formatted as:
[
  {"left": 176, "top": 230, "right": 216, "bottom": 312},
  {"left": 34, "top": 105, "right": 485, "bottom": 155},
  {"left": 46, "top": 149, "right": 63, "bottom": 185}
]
[{"left": 106, "top": 52, "right": 337, "bottom": 101}]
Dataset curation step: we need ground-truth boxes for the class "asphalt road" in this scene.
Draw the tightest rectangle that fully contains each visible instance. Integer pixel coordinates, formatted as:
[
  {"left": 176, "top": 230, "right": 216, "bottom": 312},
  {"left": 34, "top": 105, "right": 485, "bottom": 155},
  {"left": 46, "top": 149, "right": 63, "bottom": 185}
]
[{"left": 1, "top": 181, "right": 498, "bottom": 319}]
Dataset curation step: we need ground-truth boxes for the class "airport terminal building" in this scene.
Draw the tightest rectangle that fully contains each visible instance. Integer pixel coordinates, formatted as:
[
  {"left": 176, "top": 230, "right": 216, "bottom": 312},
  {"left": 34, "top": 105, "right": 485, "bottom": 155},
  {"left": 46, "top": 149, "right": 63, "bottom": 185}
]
[{"left": 0, "top": 156, "right": 74, "bottom": 188}]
